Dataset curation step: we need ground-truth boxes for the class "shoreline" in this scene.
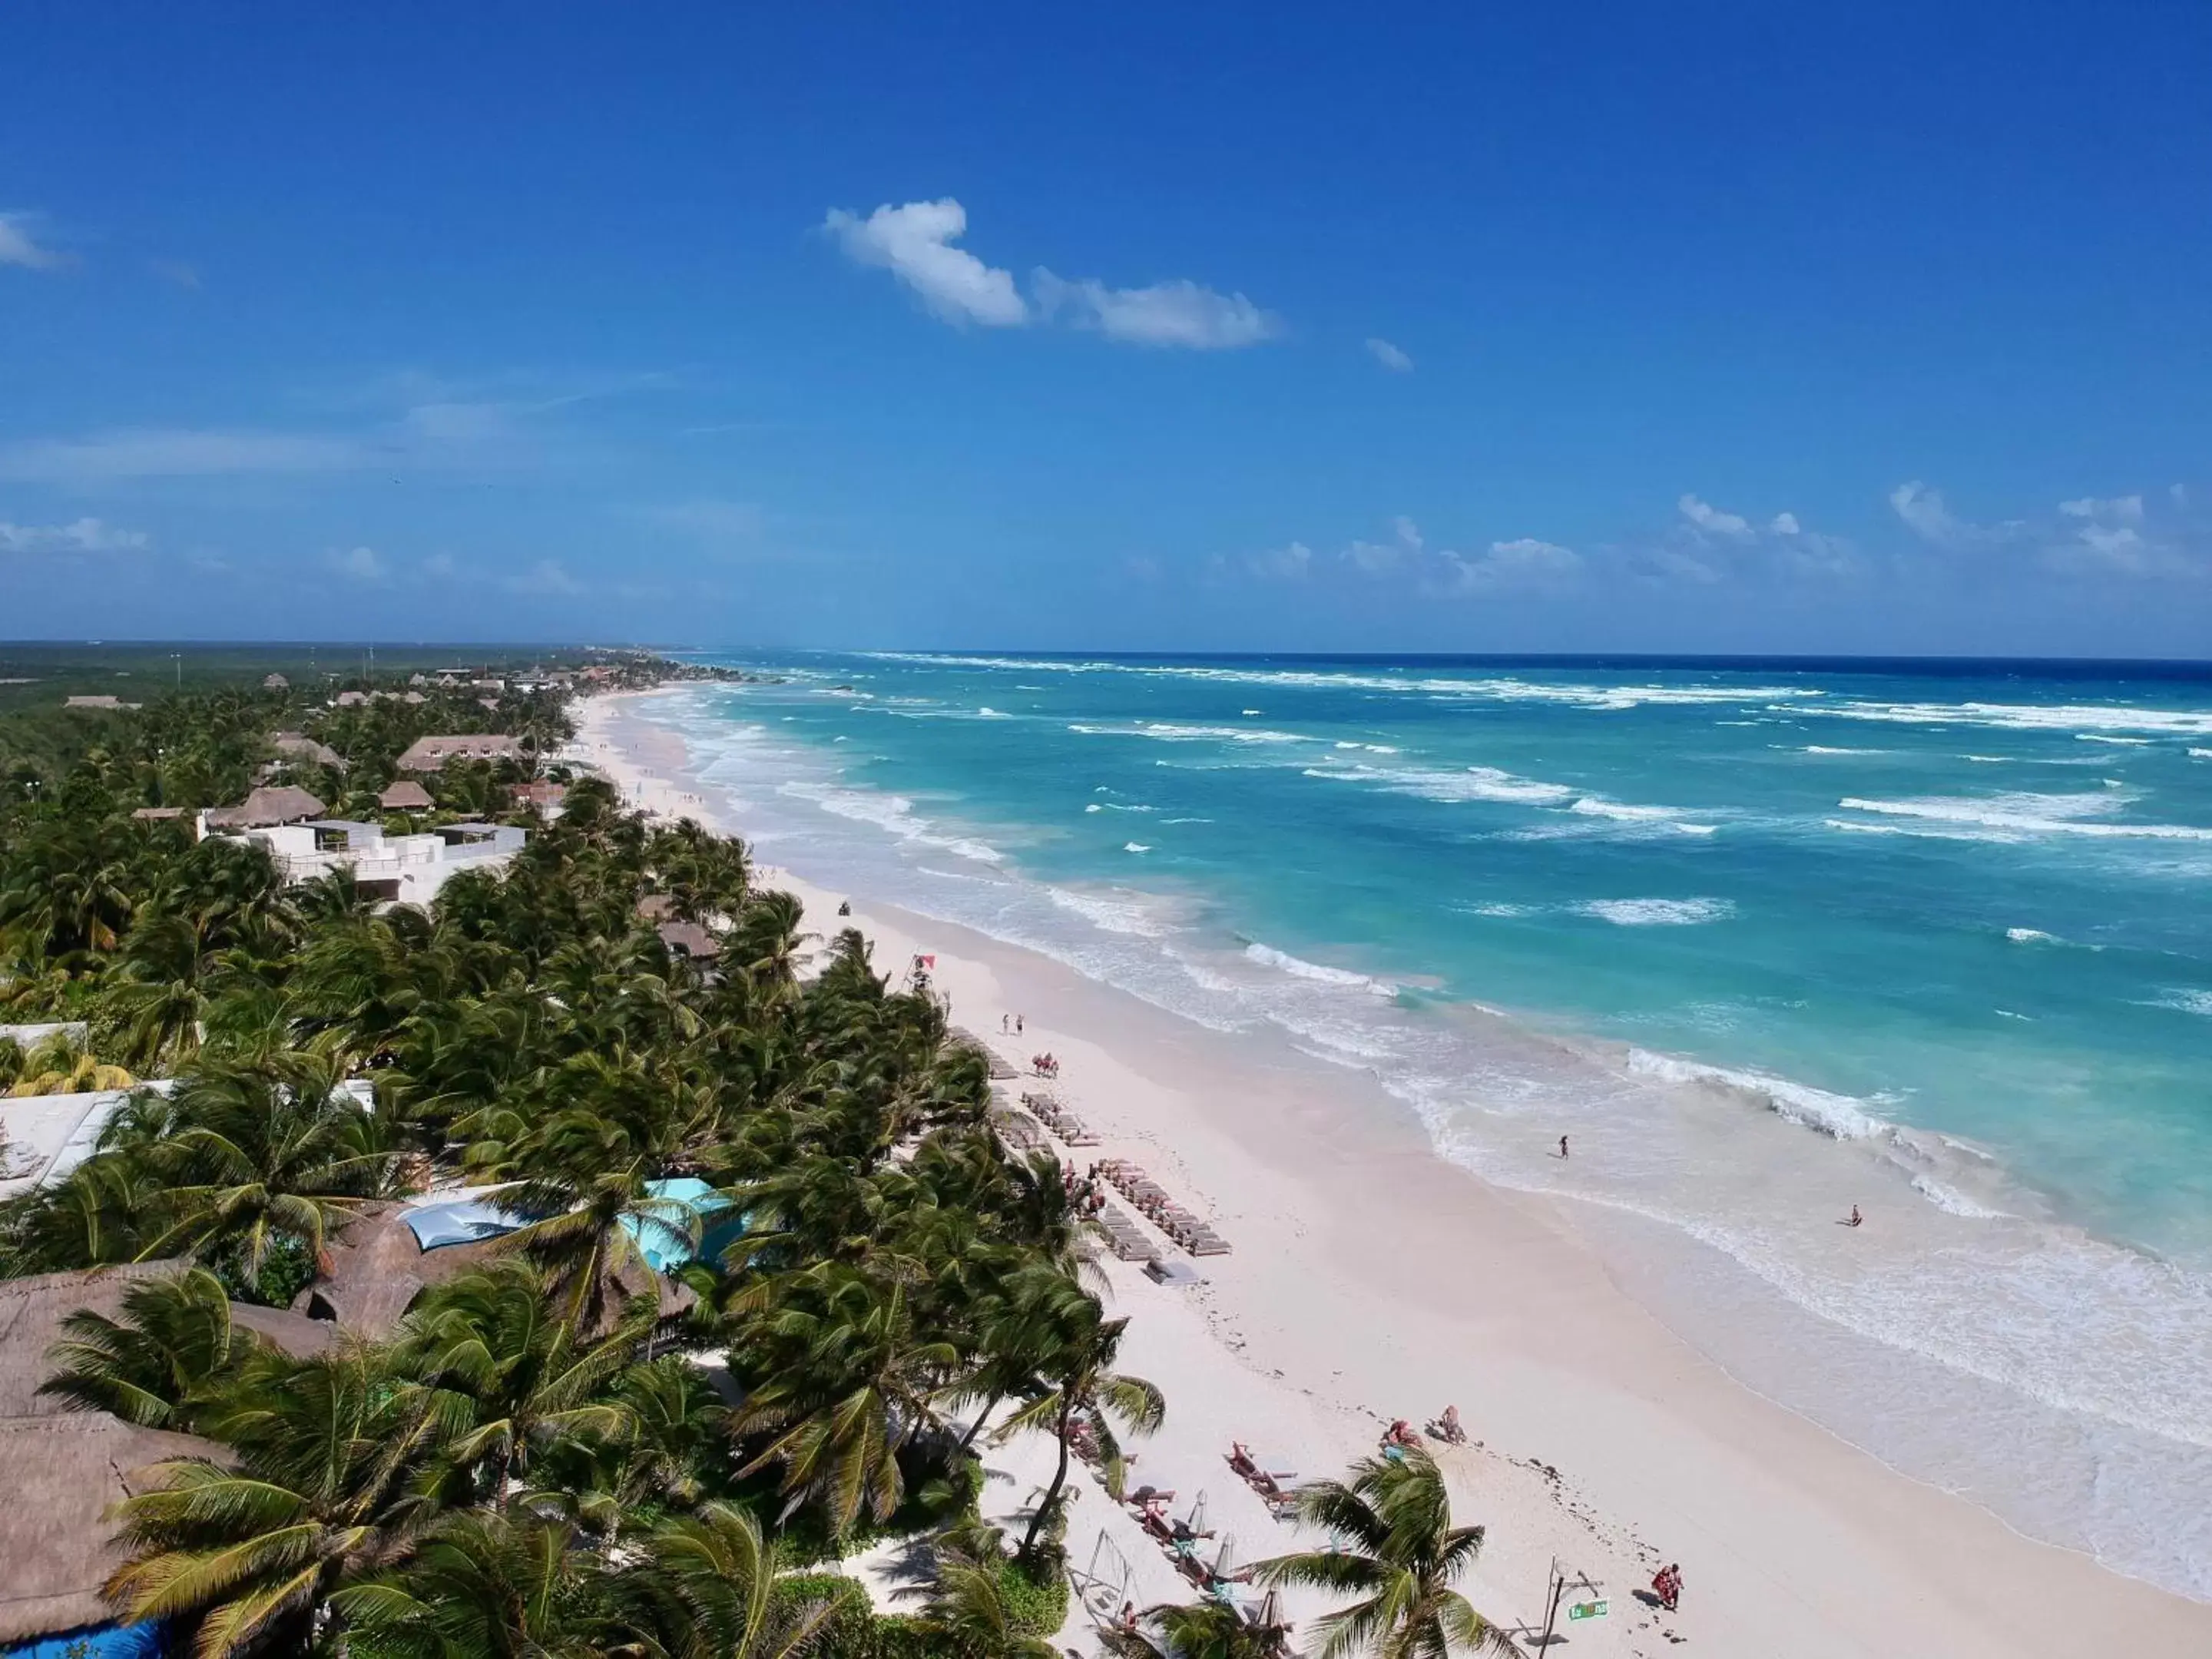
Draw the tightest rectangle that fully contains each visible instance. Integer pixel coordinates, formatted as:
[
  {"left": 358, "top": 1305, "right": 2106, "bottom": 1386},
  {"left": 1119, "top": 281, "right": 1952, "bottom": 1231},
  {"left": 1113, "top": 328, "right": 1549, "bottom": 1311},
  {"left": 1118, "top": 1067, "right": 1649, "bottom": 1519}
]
[{"left": 575, "top": 687, "right": 2212, "bottom": 1657}]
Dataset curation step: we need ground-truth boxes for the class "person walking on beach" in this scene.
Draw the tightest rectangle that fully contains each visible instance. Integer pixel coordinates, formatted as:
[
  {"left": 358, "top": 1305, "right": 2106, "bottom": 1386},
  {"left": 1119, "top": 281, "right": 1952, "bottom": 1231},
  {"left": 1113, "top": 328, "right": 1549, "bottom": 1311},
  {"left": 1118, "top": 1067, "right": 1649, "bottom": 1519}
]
[
  {"left": 1558, "top": 1134, "right": 1570, "bottom": 1159},
  {"left": 1846, "top": 1204, "right": 1863, "bottom": 1227},
  {"left": 1016, "top": 1014, "right": 1025, "bottom": 1034}
]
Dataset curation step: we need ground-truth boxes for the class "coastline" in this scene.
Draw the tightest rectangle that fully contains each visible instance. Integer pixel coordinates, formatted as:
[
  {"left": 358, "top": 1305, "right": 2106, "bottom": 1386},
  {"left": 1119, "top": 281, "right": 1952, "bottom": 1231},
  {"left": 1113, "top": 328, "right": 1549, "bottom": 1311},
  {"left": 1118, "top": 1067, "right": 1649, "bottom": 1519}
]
[{"left": 575, "top": 687, "right": 2212, "bottom": 1658}]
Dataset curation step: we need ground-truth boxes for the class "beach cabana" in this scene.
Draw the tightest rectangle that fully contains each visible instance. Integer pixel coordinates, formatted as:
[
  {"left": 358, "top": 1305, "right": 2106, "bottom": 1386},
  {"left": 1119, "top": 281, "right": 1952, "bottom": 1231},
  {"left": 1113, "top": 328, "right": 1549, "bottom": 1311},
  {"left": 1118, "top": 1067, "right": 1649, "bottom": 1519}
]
[
  {"left": 201, "top": 785, "right": 326, "bottom": 830},
  {"left": 378, "top": 779, "right": 434, "bottom": 811}
]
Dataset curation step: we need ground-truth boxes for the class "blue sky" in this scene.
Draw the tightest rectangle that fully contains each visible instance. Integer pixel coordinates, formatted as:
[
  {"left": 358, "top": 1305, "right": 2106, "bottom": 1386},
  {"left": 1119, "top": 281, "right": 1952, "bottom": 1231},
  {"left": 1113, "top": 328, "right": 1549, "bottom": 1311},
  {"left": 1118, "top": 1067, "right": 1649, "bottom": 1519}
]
[{"left": 3, "top": 2, "right": 2210, "bottom": 654}]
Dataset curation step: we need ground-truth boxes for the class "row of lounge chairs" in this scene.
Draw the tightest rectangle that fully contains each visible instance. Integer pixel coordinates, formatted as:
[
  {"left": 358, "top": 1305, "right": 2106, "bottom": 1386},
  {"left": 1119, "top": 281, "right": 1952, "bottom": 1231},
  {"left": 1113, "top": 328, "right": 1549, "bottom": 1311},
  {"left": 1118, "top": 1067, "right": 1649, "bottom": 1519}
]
[
  {"left": 1091, "top": 1200, "right": 1158, "bottom": 1262},
  {"left": 1096, "top": 1159, "right": 1231, "bottom": 1256},
  {"left": 1019, "top": 1089, "right": 1099, "bottom": 1146},
  {"left": 988, "top": 1106, "right": 1048, "bottom": 1152}
]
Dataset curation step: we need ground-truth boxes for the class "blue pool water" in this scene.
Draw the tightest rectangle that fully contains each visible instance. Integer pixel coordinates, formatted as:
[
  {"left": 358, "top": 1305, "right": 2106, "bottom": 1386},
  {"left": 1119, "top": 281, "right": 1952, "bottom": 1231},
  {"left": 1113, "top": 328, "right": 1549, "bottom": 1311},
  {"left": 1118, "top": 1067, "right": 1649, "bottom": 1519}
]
[{"left": 632, "top": 652, "right": 2212, "bottom": 1594}]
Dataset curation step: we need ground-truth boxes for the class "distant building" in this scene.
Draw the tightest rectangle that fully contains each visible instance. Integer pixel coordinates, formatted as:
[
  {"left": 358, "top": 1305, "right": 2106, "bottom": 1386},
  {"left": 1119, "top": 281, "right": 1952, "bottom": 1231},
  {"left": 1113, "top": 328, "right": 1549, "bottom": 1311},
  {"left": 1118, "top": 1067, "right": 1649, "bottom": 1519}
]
[
  {"left": 197, "top": 815, "right": 526, "bottom": 906},
  {"left": 657, "top": 920, "right": 720, "bottom": 961},
  {"left": 61, "top": 694, "right": 134, "bottom": 710},
  {"left": 395, "top": 733, "right": 525, "bottom": 773},
  {"left": 378, "top": 780, "right": 435, "bottom": 812},
  {"left": 263, "top": 673, "right": 289, "bottom": 689},
  {"left": 201, "top": 785, "right": 327, "bottom": 830},
  {"left": 270, "top": 731, "right": 346, "bottom": 769},
  {"left": 128, "top": 806, "right": 185, "bottom": 821},
  {"left": 334, "top": 689, "right": 371, "bottom": 707},
  {"left": 511, "top": 780, "right": 566, "bottom": 814}
]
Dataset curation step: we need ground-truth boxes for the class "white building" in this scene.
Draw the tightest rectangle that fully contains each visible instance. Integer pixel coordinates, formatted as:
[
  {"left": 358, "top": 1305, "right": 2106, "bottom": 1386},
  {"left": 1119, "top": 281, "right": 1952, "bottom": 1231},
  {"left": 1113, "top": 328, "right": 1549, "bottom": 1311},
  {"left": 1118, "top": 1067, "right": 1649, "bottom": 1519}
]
[{"left": 199, "top": 815, "right": 527, "bottom": 906}]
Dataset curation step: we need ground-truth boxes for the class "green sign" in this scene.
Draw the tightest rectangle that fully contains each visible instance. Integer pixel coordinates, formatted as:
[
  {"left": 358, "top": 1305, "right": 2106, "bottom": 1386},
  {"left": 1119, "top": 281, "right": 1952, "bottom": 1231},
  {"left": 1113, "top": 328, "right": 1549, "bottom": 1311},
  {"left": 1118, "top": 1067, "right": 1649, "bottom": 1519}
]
[{"left": 1568, "top": 1600, "right": 1608, "bottom": 1621}]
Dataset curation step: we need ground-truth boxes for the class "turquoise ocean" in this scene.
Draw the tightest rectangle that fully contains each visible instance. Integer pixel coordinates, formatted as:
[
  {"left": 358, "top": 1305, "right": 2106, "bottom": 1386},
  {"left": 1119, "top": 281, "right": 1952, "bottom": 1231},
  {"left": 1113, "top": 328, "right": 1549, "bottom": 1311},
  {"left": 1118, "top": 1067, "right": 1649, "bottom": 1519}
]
[{"left": 632, "top": 652, "right": 2212, "bottom": 1598}]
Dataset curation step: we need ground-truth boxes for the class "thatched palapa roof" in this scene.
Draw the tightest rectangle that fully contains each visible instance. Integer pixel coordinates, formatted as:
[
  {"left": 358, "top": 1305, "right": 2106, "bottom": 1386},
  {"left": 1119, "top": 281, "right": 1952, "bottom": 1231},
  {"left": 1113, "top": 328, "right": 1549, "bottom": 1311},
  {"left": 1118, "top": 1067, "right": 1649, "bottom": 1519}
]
[
  {"left": 0, "top": 1264, "right": 332, "bottom": 1644},
  {"left": 657, "top": 920, "right": 720, "bottom": 961},
  {"left": 296, "top": 1201, "right": 691, "bottom": 1341},
  {"left": 379, "top": 780, "right": 434, "bottom": 811},
  {"left": 395, "top": 733, "right": 525, "bottom": 773},
  {"left": 203, "top": 785, "right": 326, "bottom": 829}
]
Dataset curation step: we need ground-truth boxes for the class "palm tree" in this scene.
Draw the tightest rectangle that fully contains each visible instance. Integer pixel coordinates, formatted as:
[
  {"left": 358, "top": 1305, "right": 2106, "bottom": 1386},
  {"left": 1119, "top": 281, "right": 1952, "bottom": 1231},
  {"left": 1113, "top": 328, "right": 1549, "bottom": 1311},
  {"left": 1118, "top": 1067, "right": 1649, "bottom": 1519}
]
[
  {"left": 910, "top": 1525, "right": 1058, "bottom": 1659},
  {"left": 728, "top": 1260, "right": 959, "bottom": 1536},
  {"left": 1101, "top": 1598, "right": 1292, "bottom": 1659},
  {"left": 104, "top": 1346, "right": 447, "bottom": 1655},
  {"left": 393, "top": 1260, "right": 640, "bottom": 1508},
  {"left": 38, "top": 1266, "right": 250, "bottom": 1430},
  {"left": 621, "top": 1502, "right": 839, "bottom": 1659},
  {"left": 134, "top": 1052, "right": 392, "bottom": 1289},
  {"left": 992, "top": 1271, "right": 1164, "bottom": 1561},
  {"left": 330, "top": 1510, "right": 614, "bottom": 1659},
  {"left": 1253, "top": 1449, "right": 1515, "bottom": 1658}
]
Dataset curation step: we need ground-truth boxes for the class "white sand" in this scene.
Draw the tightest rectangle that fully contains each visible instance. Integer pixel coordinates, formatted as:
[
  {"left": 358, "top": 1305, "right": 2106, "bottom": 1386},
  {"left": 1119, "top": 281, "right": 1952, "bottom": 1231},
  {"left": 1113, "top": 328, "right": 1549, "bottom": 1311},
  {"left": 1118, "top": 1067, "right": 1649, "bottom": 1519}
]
[{"left": 574, "top": 690, "right": 2212, "bottom": 1657}]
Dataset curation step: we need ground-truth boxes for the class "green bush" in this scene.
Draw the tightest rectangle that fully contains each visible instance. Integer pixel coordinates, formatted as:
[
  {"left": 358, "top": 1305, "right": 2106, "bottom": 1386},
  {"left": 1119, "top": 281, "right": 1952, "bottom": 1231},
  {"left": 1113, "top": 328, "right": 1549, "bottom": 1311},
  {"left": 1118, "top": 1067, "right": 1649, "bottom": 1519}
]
[{"left": 996, "top": 1558, "right": 1068, "bottom": 1637}]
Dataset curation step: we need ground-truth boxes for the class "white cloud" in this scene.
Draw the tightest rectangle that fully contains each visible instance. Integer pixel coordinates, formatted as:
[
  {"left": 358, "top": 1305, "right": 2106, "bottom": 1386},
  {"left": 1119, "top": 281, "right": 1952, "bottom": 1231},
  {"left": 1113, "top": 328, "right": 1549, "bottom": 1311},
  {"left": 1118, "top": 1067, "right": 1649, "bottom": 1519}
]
[
  {"left": 1365, "top": 337, "right": 1413, "bottom": 372},
  {"left": 1770, "top": 512, "right": 1801, "bottom": 535},
  {"left": 1345, "top": 515, "right": 1424, "bottom": 573},
  {"left": 1245, "top": 540, "right": 1314, "bottom": 580},
  {"left": 1033, "top": 270, "right": 1277, "bottom": 349},
  {"left": 0, "top": 517, "right": 150, "bottom": 554},
  {"left": 1445, "top": 537, "right": 1582, "bottom": 591},
  {"left": 0, "top": 214, "right": 66, "bottom": 272},
  {"left": 421, "top": 552, "right": 461, "bottom": 580},
  {"left": 823, "top": 198, "right": 1028, "bottom": 327},
  {"left": 824, "top": 197, "right": 1280, "bottom": 350},
  {"left": 151, "top": 259, "right": 201, "bottom": 290},
  {"left": 508, "top": 559, "right": 582, "bottom": 596},
  {"left": 2059, "top": 494, "right": 2144, "bottom": 525},
  {"left": 1677, "top": 493, "right": 1755, "bottom": 540},
  {"left": 326, "top": 545, "right": 387, "bottom": 583},
  {"left": 1888, "top": 480, "right": 1975, "bottom": 545},
  {"left": 0, "top": 429, "right": 370, "bottom": 482}
]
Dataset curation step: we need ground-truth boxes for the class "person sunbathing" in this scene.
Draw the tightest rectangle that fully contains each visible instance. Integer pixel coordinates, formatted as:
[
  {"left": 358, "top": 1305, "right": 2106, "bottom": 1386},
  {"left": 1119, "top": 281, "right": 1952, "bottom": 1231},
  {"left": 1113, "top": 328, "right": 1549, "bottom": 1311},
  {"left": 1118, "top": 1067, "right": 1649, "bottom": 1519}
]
[{"left": 1229, "top": 1442, "right": 1260, "bottom": 1479}]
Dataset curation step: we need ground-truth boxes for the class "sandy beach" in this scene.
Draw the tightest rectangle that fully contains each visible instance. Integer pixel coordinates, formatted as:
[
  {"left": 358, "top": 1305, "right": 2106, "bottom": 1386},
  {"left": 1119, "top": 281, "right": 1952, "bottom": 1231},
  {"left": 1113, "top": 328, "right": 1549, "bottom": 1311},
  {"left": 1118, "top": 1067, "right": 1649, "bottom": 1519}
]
[{"left": 575, "top": 688, "right": 2212, "bottom": 1658}]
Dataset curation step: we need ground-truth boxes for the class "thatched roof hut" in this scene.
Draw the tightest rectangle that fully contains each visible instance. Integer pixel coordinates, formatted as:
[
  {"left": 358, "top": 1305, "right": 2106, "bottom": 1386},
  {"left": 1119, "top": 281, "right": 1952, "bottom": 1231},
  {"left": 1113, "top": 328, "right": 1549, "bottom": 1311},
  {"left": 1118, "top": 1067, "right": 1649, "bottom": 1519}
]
[
  {"left": 379, "top": 780, "right": 434, "bottom": 811},
  {"left": 0, "top": 1414, "right": 215, "bottom": 1645},
  {"left": 202, "top": 784, "right": 326, "bottom": 830},
  {"left": 395, "top": 734, "right": 524, "bottom": 773},
  {"left": 296, "top": 1200, "right": 693, "bottom": 1339},
  {"left": 657, "top": 920, "right": 720, "bottom": 961},
  {"left": 271, "top": 731, "right": 346, "bottom": 769},
  {"left": 0, "top": 1264, "right": 333, "bottom": 1647}
]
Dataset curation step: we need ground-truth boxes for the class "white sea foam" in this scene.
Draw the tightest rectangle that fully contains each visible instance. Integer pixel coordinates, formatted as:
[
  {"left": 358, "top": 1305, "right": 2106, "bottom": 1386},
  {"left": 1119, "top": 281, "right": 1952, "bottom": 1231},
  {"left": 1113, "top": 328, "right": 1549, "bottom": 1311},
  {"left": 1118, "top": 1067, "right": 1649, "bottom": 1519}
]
[
  {"left": 1070, "top": 721, "right": 1318, "bottom": 745},
  {"left": 1123, "top": 841, "right": 1151, "bottom": 853},
  {"left": 2079, "top": 733, "right": 2151, "bottom": 745},
  {"left": 869, "top": 652, "right": 1823, "bottom": 711},
  {"left": 2191, "top": 748, "right": 2212, "bottom": 759},
  {"left": 2006, "top": 927, "right": 2058, "bottom": 944},
  {"left": 1243, "top": 942, "right": 1398, "bottom": 995},
  {"left": 2155, "top": 988, "right": 2212, "bottom": 1018},
  {"left": 1046, "top": 886, "right": 1172, "bottom": 937},
  {"left": 1306, "top": 761, "right": 1574, "bottom": 805},
  {"left": 1626, "top": 1048, "right": 1892, "bottom": 1140},
  {"left": 1802, "top": 744, "right": 1881, "bottom": 755},
  {"left": 1836, "top": 793, "right": 2212, "bottom": 841},
  {"left": 1462, "top": 901, "right": 1537, "bottom": 918},
  {"left": 1576, "top": 897, "right": 1737, "bottom": 927},
  {"left": 1084, "top": 803, "right": 1101, "bottom": 813},
  {"left": 775, "top": 780, "right": 1003, "bottom": 864},
  {"left": 1911, "top": 1176, "right": 2011, "bottom": 1218},
  {"left": 1565, "top": 796, "right": 1719, "bottom": 835},
  {"left": 1811, "top": 698, "right": 2212, "bottom": 737}
]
